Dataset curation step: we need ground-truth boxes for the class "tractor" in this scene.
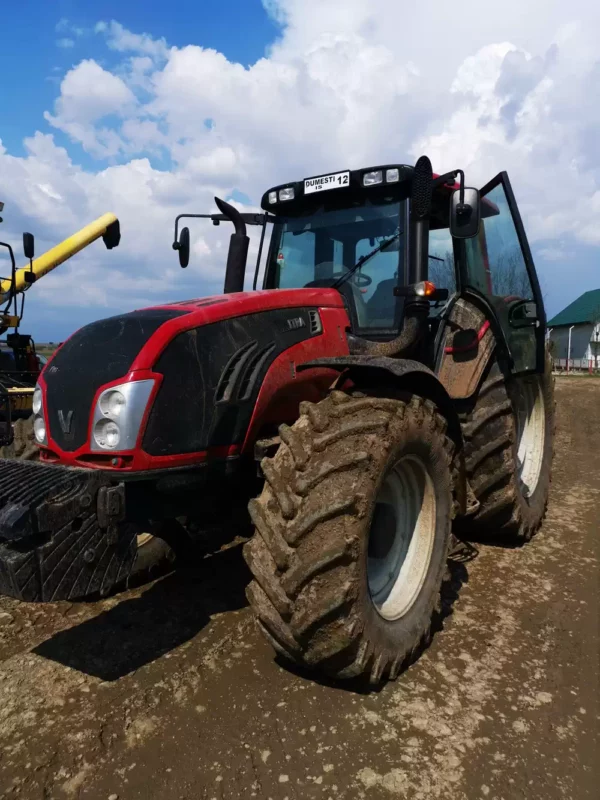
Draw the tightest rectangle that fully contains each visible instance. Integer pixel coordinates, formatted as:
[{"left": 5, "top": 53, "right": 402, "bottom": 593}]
[{"left": 0, "top": 156, "right": 553, "bottom": 684}]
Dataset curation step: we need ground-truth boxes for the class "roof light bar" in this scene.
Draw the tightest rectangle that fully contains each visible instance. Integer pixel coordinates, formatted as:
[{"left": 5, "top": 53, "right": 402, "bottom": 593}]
[{"left": 363, "top": 170, "right": 383, "bottom": 187}]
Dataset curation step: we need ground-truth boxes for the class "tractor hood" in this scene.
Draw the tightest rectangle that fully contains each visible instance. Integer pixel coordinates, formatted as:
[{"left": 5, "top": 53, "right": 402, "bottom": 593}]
[{"left": 38, "top": 288, "right": 348, "bottom": 464}]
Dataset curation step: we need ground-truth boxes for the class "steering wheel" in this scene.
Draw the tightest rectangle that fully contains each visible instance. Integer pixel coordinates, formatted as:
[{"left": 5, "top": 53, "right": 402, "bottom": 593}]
[{"left": 352, "top": 272, "right": 372, "bottom": 288}]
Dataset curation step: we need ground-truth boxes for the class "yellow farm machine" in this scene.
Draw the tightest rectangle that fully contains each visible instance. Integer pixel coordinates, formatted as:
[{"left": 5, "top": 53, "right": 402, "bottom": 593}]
[{"left": 0, "top": 204, "right": 121, "bottom": 455}]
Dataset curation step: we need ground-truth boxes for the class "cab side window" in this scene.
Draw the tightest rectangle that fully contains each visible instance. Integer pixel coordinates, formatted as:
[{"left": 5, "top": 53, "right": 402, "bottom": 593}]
[{"left": 428, "top": 228, "right": 456, "bottom": 295}]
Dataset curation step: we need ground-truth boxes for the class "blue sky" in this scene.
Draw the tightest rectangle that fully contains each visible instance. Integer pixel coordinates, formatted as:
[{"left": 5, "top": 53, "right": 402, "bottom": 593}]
[
  {"left": 1, "top": 0, "right": 599, "bottom": 341},
  {"left": 1, "top": 1, "right": 277, "bottom": 160}
]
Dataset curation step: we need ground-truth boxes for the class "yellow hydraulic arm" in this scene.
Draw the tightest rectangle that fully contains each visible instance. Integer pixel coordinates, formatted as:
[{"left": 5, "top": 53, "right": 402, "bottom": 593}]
[{"left": 0, "top": 212, "right": 120, "bottom": 304}]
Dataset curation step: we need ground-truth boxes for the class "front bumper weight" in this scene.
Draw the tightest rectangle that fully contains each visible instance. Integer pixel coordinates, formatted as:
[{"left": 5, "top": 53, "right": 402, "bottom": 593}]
[{"left": 0, "top": 459, "right": 136, "bottom": 602}]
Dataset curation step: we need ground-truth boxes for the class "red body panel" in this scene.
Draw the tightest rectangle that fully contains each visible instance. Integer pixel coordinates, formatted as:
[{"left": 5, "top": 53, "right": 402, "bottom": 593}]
[
  {"left": 243, "top": 306, "right": 350, "bottom": 453},
  {"left": 38, "top": 288, "right": 351, "bottom": 472},
  {"left": 130, "top": 288, "right": 345, "bottom": 370}
]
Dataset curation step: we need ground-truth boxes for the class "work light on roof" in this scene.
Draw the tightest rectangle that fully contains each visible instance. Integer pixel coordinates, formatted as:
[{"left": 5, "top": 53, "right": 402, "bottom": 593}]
[
  {"left": 363, "top": 170, "right": 383, "bottom": 187},
  {"left": 268, "top": 191, "right": 277, "bottom": 204},
  {"left": 279, "top": 187, "right": 295, "bottom": 202},
  {"left": 386, "top": 168, "right": 400, "bottom": 183}
]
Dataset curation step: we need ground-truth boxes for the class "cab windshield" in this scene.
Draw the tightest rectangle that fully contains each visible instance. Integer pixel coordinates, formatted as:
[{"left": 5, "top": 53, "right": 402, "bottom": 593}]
[{"left": 266, "top": 198, "right": 404, "bottom": 331}]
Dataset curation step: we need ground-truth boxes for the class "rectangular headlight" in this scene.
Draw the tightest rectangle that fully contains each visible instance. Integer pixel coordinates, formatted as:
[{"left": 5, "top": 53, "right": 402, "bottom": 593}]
[
  {"left": 268, "top": 191, "right": 277, "bottom": 204},
  {"left": 386, "top": 168, "right": 400, "bottom": 183},
  {"left": 363, "top": 170, "right": 383, "bottom": 186},
  {"left": 279, "top": 187, "right": 295, "bottom": 201}
]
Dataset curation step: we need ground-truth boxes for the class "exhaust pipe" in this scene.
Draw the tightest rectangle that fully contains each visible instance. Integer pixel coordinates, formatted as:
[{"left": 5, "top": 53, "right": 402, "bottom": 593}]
[{"left": 215, "top": 197, "right": 250, "bottom": 294}]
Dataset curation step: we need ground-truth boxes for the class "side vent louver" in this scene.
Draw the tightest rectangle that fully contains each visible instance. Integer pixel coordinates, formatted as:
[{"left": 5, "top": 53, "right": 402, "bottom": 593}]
[
  {"left": 238, "top": 343, "right": 276, "bottom": 401},
  {"left": 308, "top": 310, "right": 322, "bottom": 335},
  {"left": 215, "top": 341, "right": 258, "bottom": 404}
]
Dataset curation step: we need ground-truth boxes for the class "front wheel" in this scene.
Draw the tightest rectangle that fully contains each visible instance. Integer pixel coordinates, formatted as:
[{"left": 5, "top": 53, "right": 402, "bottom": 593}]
[{"left": 244, "top": 390, "right": 455, "bottom": 684}]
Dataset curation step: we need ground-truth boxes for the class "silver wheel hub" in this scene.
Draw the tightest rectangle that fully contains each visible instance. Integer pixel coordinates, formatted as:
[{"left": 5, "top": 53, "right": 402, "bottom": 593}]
[
  {"left": 367, "top": 455, "right": 437, "bottom": 621},
  {"left": 514, "top": 377, "right": 545, "bottom": 498}
]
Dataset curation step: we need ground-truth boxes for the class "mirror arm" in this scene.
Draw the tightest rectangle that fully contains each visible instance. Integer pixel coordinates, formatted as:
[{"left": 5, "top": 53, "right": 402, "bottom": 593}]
[
  {"left": 455, "top": 170, "right": 465, "bottom": 208},
  {"left": 172, "top": 213, "right": 214, "bottom": 251},
  {"left": 0, "top": 241, "right": 17, "bottom": 316}
]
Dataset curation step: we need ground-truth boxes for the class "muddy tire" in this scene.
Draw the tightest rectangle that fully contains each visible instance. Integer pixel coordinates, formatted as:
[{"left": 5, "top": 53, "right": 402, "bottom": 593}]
[
  {"left": 0, "top": 416, "right": 174, "bottom": 590},
  {"left": 461, "top": 354, "right": 554, "bottom": 542},
  {"left": 243, "top": 391, "right": 455, "bottom": 684},
  {"left": 0, "top": 416, "right": 39, "bottom": 460},
  {"left": 124, "top": 532, "right": 175, "bottom": 590}
]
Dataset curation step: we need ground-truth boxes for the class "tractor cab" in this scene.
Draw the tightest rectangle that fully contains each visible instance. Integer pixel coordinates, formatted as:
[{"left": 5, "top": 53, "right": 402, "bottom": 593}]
[
  {"left": 260, "top": 164, "right": 460, "bottom": 337},
  {"left": 173, "top": 161, "right": 497, "bottom": 355}
]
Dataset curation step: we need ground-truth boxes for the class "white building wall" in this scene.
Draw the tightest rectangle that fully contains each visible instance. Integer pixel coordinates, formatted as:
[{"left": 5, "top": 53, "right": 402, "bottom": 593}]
[
  {"left": 549, "top": 324, "right": 593, "bottom": 360},
  {"left": 585, "top": 323, "right": 600, "bottom": 361}
]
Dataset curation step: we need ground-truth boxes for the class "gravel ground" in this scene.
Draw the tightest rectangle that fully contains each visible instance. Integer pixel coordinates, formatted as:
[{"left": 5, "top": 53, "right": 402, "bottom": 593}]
[{"left": 0, "top": 377, "right": 597, "bottom": 800}]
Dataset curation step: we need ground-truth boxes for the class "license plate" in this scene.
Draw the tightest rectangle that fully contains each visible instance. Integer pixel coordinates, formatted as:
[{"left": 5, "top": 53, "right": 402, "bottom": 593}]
[{"left": 304, "top": 171, "right": 350, "bottom": 195}]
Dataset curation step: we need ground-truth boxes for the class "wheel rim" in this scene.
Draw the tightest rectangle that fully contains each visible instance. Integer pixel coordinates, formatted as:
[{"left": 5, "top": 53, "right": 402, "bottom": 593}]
[
  {"left": 367, "top": 455, "right": 437, "bottom": 621},
  {"left": 514, "top": 377, "right": 545, "bottom": 498}
]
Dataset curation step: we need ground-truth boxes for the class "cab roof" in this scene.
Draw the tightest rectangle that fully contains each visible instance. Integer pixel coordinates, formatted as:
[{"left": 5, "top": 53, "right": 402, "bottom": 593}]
[{"left": 261, "top": 163, "right": 461, "bottom": 214}]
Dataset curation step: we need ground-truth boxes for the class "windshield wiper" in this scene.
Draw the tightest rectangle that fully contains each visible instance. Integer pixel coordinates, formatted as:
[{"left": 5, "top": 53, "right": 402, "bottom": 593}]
[{"left": 331, "top": 232, "right": 402, "bottom": 289}]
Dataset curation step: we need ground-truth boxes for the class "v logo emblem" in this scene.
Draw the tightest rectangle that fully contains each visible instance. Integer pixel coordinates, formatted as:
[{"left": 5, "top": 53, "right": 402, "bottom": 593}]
[{"left": 58, "top": 409, "right": 74, "bottom": 434}]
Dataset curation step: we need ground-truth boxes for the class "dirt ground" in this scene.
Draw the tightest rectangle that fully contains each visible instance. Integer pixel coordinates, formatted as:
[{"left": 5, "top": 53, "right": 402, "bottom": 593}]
[{"left": 0, "top": 377, "right": 598, "bottom": 800}]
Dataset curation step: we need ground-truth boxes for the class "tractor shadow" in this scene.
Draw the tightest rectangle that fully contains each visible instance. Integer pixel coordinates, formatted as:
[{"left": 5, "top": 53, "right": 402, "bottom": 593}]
[
  {"left": 33, "top": 536, "right": 489, "bottom": 689},
  {"left": 33, "top": 541, "right": 251, "bottom": 681}
]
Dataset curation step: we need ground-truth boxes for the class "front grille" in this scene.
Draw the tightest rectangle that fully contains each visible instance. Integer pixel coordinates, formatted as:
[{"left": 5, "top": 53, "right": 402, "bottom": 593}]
[{"left": 44, "top": 308, "right": 187, "bottom": 451}]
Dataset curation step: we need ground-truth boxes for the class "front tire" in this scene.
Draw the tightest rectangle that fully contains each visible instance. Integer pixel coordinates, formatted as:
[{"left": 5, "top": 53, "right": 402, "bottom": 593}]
[{"left": 243, "top": 391, "right": 455, "bottom": 684}]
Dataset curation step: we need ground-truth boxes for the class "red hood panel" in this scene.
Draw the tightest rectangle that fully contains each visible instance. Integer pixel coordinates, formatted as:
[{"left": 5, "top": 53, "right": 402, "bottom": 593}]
[
  {"left": 129, "top": 288, "right": 349, "bottom": 371},
  {"left": 151, "top": 288, "right": 345, "bottom": 314}
]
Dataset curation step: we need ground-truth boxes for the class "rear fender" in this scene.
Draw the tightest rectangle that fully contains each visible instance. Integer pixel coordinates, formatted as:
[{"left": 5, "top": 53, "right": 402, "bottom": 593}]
[{"left": 299, "top": 355, "right": 468, "bottom": 514}]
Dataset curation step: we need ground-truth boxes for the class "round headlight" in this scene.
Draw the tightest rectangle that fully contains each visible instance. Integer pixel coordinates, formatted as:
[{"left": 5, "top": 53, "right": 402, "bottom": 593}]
[
  {"left": 94, "top": 419, "right": 121, "bottom": 449},
  {"left": 33, "top": 416, "right": 46, "bottom": 443},
  {"left": 99, "top": 389, "right": 126, "bottom": 418},
  {"left": 32, "top": 387, "right": 42, "bottom": 415}
]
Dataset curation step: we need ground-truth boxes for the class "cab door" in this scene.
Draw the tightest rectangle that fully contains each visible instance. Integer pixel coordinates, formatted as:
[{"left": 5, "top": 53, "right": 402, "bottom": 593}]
[{"left": 462, "top": 172, "right": 545, "bottom": 374}]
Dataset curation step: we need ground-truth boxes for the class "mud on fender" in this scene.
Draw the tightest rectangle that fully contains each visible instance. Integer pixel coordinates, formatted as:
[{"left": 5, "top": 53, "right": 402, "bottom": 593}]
[{"left": 0, "top": 459, "right": 135, "bottom": 602}]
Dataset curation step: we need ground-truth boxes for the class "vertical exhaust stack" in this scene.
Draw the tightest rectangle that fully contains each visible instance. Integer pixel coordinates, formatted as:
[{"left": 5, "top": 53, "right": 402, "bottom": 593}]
[
  {"left": 215, "top": 197, "right": 250, "bottom": 294},
  {"left": 408, "top": 155, "right": 433, "bottom": 287}
]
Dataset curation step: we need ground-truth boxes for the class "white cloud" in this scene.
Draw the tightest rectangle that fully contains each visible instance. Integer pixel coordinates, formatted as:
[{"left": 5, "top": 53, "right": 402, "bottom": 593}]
[
  {"left": 96, "top": 20, "right": 168, "bottom": 60},
  {"left": 55, "top": 18, "right": 87, "bottom": 39},
  {"left": 43, "top": 60, "right": 136, "bottom": 157},
  {"left": 1, "top": 2, "right": 600, "bottom": 338},
  {"left": 56, "top": 38, "right": 75, "bottom": 49}
]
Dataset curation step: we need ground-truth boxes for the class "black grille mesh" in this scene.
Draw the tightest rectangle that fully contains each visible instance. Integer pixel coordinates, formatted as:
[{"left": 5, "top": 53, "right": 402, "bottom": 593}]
[{"left": 44, "top": 308, "right": 187, "bottom": 452}]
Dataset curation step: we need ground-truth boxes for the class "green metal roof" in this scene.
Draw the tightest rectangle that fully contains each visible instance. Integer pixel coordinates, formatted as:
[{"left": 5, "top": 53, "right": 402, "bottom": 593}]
[{"left": 547, "top": 289, "right": 600, "bottom": 327}]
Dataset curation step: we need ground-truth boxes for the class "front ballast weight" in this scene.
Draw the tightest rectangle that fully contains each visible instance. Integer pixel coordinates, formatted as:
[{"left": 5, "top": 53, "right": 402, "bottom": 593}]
[{"left": 0, "top": 459, "right": 135, "bottom": 601}]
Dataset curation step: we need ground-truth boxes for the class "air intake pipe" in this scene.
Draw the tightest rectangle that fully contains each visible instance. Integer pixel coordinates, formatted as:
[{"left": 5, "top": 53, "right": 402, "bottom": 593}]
[
  {"left": 349, "top": 156, "right": 433, "bottom": 358},
  {"left": 216, "top": 197, "right": 250, "bottom": 294}
]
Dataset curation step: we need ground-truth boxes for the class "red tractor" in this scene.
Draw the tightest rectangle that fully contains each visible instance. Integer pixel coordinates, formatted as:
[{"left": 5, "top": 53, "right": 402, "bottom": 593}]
[{"left": 0, "top": 157, "right": 553, "bottom": 684}]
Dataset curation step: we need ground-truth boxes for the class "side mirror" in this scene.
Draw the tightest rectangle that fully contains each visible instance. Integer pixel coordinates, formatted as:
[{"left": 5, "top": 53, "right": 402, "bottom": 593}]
[
  {"left": 449, "top": 188, "right": 481, "bottom": 239},
  {"left": 23, "top": 232, "right": 35, "bottom": 260},
  {"left": 177, "top": 226, "right": 190, "bottom": 268}
]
